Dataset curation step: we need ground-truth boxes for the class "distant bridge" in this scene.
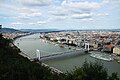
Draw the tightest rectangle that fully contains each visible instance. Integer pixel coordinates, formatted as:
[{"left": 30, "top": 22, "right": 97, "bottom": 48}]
[
  {"left": 36, "top": 43, "right": 90, "bottom": 60},
  {"left": 36, "top": 48, "right": 88, "bottom": 61},
  {"left": 35, "top": 49, "right": 88, "bottom": 74}
]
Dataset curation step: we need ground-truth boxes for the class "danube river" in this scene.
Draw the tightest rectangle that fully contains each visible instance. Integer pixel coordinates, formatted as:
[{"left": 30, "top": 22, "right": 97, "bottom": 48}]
[{"left": 14, "top": 34, "right": 120, "bottom": 77}]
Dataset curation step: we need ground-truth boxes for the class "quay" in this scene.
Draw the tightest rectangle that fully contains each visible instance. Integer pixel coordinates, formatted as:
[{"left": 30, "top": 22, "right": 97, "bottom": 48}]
[
  {"left": 19, "top": 52, "right": 63, "bottom": 74},
  {"left": 18, "top": 51, "right": 64, "bottom": 74},
  {"left": 42, "top": 63, "right": 63, "bottom": 73}
]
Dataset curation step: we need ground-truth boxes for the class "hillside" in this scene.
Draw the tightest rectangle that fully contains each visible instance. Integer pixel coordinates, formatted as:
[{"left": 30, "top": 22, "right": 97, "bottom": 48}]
[{"left": 1, "top": 28, "right": 21, "bottom": 32}]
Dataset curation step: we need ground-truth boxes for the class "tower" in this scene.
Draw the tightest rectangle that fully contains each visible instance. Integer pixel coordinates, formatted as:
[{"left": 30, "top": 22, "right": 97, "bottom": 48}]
[
  {"left": 85, "top": 43, "right": 90, "bottom": 51},
  {"left": 36, "top": 49, "right": 41, "bottom": 60}
]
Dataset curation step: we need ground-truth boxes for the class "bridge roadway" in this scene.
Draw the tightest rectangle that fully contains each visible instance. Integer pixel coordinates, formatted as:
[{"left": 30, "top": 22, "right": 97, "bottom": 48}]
[{"left": 40, "top": 49, "right": 87, "bottom": 59}]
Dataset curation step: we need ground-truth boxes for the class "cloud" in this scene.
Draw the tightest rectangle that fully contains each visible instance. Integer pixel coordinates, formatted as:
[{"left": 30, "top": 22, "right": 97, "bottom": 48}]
[
  {"left": 37, "top": 21, "right": 46, "bottom": 24},
  {"left": 69, "top": 1, "right": 101, "bottom": 10},
  {"left": 1, "top": 0, "right": 120, "bottom": 29},
  {"left": 0, "top": 4, "right": 42, "bottom": 19},
  {"left": 102, "top": 0, "right": 120, "bottom": 8},
  {"left": 11, "top": 22, "right": 24, "bottom": 25},
  {"left": 103, "top": 0, "right": 120, "bottom": 4},
  {"left": 95, "top": 13, "right": 109, "bottom": 16},
  {"left": 54, "top": 16, "right": 68, "bottom": 21},
  {"left": 11, "top": 20, "right": 46, "bottom": 26},
  {"left": 71, "top": 12, "right": 109, "bottom": 19},
  {"left": 17, "top": 0, "right": 53, "bottom": 6},
  {"left": 61, "top": 0, "right": 102, "bottom": 10},
  {"left": 49, "top": 7, "right": 69, "bottom": 16},
  {"left": 49, "top": 0, "right": 103, "bottom": 20},
  {"left": 61, "top": 0, "right": 69, "bottom": 5},
  {"left": 17, "top": 8, "right": 42, "bottom": 19},
  {"left": 16, "top": 11, "right": 42, "bottom": 19},
  {"left": 71, "top": 13, "right": 93, "bottom": 19}
]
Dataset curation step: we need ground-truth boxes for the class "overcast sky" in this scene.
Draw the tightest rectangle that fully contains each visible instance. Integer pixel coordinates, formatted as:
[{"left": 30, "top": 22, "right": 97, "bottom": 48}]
[{"left": 0, "top": 0, "right": 120, "bottom": 29}]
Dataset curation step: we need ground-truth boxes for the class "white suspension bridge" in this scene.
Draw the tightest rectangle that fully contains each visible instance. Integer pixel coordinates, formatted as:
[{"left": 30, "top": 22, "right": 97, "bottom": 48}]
[
  {"left": 19, "top": 42, "right": 90, "bottom": 74},
  {"left": 36, "top": 43, "right": 90, "bottom": 61},
  {"left": 35, "top": 43, "right": 90, "bottom": 74}
]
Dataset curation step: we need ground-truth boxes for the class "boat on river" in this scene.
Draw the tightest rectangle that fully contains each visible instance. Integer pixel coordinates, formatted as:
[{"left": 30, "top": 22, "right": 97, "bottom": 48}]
[
  {"left": 90, "top": 53, "right": 113, "bottom": 61},
  {"left": 118, "top": 61, "right": 120, "bottom": 63},
  {"left": 59, "top": 45, "right": 64, "bottom": 48}
]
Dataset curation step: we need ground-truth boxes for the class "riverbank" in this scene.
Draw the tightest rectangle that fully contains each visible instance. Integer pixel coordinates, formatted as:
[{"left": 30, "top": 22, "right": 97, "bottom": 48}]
[
  {"left": 13, "top": 32, "right": 34, "bottom": 40},
  {"left": 40, "top": 37, "right": 86, "bottom": 51}
]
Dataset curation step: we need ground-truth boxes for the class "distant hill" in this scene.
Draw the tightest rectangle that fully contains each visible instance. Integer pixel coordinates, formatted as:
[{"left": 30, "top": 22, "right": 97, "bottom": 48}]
[
  {"left": 20, "top": 29, "right": 62, "bottom": 33},
  {"left": 1, "top": 28, "right": 120, "bottom": 33},
  {"left": 1, "top": 28, "right": 62, "bottom": 33},
  {"left": 1, "top": 28, "right": 21, "bottom": 32}
]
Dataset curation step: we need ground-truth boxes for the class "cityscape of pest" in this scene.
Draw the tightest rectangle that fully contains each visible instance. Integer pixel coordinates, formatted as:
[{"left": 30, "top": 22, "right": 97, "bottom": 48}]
[{"left": 0, "top": 0, "right": 120, "bottom": 80}]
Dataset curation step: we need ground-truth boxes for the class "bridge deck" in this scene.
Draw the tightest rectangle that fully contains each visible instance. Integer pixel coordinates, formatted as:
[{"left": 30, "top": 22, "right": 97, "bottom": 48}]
[{"left": 40, "top": 49, "right": 87, "bottom": 59}]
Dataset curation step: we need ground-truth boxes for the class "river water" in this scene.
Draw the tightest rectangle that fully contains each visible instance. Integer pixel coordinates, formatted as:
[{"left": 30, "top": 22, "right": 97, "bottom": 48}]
[{"left": 14, "top": 34, "right": 120, "bottom": 77}]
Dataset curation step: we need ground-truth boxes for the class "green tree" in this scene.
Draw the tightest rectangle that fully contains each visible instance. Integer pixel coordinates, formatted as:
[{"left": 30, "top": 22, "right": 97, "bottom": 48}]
[
  {"left": 65, "top": 61, "right": 119, "bottom": 80},
  {"left": 108, "top": 73, "right": 119, "bottom": 80},
  {"left": 81, "top": 61, "right": 108, "bottom": 80}
]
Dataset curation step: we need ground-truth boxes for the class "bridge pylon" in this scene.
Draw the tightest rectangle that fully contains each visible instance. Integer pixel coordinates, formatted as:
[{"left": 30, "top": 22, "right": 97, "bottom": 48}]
[
  {"left": 36, "top": 49, "right": 41, "bottom": 60},
  {"left": 85, "top": 43, "right": 90, "bottom": 51}
]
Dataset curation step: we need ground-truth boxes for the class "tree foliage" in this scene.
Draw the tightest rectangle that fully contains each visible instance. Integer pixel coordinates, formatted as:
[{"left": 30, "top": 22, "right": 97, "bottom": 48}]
[{"left": 65, "top": 61, "right": 119, "bottom": 80}]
